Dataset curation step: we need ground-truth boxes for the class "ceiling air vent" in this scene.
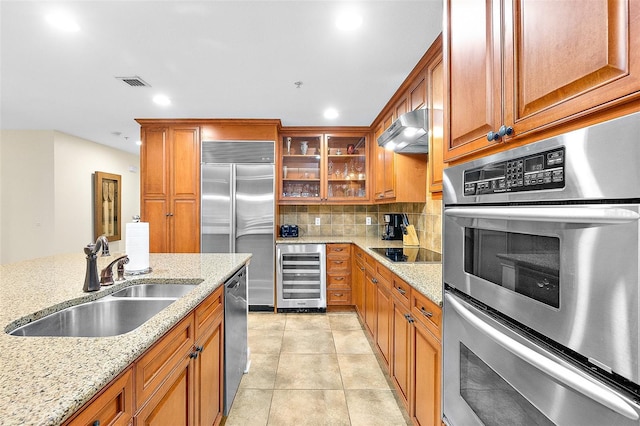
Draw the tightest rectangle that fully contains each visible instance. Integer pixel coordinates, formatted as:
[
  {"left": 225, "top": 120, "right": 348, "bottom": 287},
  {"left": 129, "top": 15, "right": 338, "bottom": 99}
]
[{"left": 116, "top": 76, "right": 150, "bottom": 87}]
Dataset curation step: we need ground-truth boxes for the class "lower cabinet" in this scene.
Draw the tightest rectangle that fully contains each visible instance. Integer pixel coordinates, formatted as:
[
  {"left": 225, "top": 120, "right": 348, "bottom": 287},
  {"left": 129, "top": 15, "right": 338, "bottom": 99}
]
[
  {"left": 65, "top": 286, "right": 225, "bottom": 426},
  {"left": 355, "top": 250, "right": 442, "bottom": 426},
  {"left": 352, "top": 247, "right": 366, "bottom": 316}
]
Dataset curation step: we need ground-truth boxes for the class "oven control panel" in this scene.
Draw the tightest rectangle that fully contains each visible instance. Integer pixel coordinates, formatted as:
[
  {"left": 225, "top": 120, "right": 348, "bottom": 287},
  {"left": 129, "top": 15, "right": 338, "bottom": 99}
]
[{"left": 463, "top": 147, "right": 565, "bottom": 196}]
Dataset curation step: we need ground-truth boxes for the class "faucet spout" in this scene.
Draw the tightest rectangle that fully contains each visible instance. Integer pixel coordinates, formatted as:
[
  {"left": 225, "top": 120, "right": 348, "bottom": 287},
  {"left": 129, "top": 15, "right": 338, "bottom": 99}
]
[{"left": 83, "top": 235, "right": 111, "bottom": 292}]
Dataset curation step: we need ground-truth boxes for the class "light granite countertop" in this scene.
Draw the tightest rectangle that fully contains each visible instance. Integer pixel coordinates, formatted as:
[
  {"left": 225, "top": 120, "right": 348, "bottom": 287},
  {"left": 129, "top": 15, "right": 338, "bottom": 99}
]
[
  {"left": 276, "top": 236, "right": 443, "bottom": 306},
  {"left": 0, "top": 252, "right": 251, "bottom": 426}
]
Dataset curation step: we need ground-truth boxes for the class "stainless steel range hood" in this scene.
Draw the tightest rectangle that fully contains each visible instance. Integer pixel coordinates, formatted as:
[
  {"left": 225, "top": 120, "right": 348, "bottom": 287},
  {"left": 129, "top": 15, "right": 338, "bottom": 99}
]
[{"left": 377, "top": 108, "right": 429, "bottom": 153}]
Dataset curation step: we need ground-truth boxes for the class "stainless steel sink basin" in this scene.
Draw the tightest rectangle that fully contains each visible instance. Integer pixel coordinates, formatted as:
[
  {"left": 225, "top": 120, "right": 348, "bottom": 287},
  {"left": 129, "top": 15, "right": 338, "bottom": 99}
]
[
  {"left": 111, "top": 283, "right": 198, "bottom": 298},
  {"left": 9, "top": 298, "right": 174, "bottom": 337}
]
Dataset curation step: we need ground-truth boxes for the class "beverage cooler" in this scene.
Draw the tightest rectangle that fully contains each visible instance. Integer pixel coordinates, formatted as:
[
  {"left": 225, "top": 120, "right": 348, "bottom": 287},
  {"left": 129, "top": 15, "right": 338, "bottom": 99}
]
[{"left": 276, "top": 244, "right": 326, "bottom": 312}]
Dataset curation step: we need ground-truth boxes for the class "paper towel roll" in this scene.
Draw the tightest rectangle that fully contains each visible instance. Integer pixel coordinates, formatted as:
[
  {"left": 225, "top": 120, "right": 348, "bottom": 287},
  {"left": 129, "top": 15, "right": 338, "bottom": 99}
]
[{"left": 125, "top": 222, "right": 150, "bottom": 273}]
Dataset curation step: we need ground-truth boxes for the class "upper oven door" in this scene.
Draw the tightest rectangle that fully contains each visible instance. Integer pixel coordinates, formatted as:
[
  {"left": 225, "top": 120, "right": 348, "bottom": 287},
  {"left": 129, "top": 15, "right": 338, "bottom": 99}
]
[
  {"left": 443, "top": 291, "right": 640, "bottom": 426},
  {"left": 443, "top": 203, "right": 640, "bottom": 384}
]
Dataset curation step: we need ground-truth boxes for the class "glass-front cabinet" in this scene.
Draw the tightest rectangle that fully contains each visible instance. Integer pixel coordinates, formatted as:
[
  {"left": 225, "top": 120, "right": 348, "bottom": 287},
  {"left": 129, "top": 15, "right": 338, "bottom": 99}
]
[{"left": 279, "top": 131, "right": 369, "bottom": 203}]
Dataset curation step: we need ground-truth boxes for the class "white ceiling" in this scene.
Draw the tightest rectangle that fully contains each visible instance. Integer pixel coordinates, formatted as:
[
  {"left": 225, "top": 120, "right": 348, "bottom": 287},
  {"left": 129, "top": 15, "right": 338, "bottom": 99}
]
[{"left": 0, "top": 1, "right": 443, "bottom": 154}]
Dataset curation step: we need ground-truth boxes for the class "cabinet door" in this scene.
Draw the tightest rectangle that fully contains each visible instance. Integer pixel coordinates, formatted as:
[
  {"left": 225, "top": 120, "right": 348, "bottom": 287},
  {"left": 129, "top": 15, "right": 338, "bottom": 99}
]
[
  {"left": 445, "top": 0, "right": 503, "bottom": 161},
  {"left": 195, "top": 316, "right": 224, "bottom": 426},
  {"left": 141, "top": 127, "right": 169, "bottom": 198},
  {"left": 135, "top": 356, "right": 195, "bottom": 426},
  {"left": 364, "top": 270, "right": 378, "bottom": 336},
  {"left": 411, "top": 319, "right": 441, "bottom": 426},
  {"left": 382, "top": 115, "right": 395, "bottom": 198},
  {"left": 326, "top": 134, "right": 368, "bottom": 202},
  {"left": 352, "top": 255, "right": 366, "bottom": 317},
  {"left": 143, "top": 198, "right": 168, "bottom": 253},
  {"left": 506, "top": 0, "right": 640, "bottom": 134},
  {"left": 280, "top": 134, "right": 322, "bottom": 202},
  {"left": 428, "top": 57, "right": 445, "bottom": 194},
  {"left": 375, "top": 284, "right": 392, "bottom": 368},
  {"left": 170, "top": 127, "right": 200, "bottom": 199},
  {"left": 391, "top": 301, "right": 411, "bottom": 409},
  {"left": 170, "top": 198, "right": 200, "bottom": 253}
]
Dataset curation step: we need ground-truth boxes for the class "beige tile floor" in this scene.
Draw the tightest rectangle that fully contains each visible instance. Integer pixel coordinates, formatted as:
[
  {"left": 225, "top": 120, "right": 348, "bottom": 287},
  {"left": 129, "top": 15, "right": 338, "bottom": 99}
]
[{"left": 225, "top": 312, "right": 411, "bottom": 426}]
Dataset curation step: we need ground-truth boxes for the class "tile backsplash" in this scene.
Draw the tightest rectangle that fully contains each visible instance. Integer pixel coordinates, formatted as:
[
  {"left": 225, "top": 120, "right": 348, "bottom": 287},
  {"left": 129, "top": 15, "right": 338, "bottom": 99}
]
[{"left": 279, "top": 201, "right": 442, "bottom": 253}]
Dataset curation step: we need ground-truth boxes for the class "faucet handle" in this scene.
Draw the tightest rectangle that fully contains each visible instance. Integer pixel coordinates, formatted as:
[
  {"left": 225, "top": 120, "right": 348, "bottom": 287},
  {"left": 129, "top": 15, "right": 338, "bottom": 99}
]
[
  {"left": 116, "top": 256, "right": 129, "bottom": 281},
  {"left": 100, "top": 254, "right": 128, "bottom": 286}
]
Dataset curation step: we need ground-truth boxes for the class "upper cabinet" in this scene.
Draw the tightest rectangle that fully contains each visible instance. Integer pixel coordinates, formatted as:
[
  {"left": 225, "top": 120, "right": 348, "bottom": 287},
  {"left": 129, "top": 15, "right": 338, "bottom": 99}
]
[
  {"left": 279, "top": 129, "right": 370, "bottom": 204},
  {"left": 445, "top": 0, "right": 640, "bottom": 162}
]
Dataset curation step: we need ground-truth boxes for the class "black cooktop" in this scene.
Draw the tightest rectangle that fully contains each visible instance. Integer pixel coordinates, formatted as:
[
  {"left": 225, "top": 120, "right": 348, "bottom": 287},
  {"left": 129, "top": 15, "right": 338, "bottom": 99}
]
[{"left": 370, "top": 247, "right": 442, "bottom": 263}]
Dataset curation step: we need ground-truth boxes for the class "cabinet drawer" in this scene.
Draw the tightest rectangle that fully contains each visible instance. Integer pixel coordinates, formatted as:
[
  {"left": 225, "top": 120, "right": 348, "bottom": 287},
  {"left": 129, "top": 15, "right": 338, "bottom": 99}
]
[
  {"left": 391, "top": 277, "right": 411, "bottom": 308},
  {"left": 411, "top": 290, "right": 441, "bottom": 339},
  {"left": 327, "top": 273, "right": 351, "bottom": 289},
  {"left": 327, "top": 289, "right": 352, "bottom": 305},
  {"left": 327, "top": 258, "right": 350, "bottom": 272},
  {"left": 353, "top": 246, "right": 365, "bottom": 261},
  {"left": 65, "top": 368, "right": 133, "bottom": 426},
  {"left": 135, "top": 314, "right": 195, "bottom": 405},
  {"left": 327, "top": 244, "right": 351, "bottom": 258},
  {"left": 195, "top": 285, "right": 224, "bottom": 340},
  {"left": 376, "top": 263, "right": 393, "bottom": 285}
]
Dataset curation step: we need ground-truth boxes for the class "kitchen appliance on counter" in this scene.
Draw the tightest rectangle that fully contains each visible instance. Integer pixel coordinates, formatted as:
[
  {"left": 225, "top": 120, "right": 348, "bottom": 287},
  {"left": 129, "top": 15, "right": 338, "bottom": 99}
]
[
  {"left": 279, "top": 224, "right": 299, "bottom": 238},
  {"left": 201, "top": 141, "right": 275, "bottom": 310},
  {"left": 382, "top": 213, "right": 404, "bottom": 240},
  {"left": 276, "top": 243, "right": 326, "bottom": 312},
  {"left": 223, "top": 266, "right": 248, "bottom": 416},
  {"left": 370, "top": 247, "right": 441, "bottom": 263},
  {"left": 442, "top": 112, "right": 640, "bottom": 426}
]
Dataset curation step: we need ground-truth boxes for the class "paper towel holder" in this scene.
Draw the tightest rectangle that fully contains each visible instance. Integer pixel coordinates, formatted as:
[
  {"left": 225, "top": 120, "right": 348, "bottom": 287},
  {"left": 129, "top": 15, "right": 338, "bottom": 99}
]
[{"left": 94, "top": 171, "right": 122, "bottom": 242}]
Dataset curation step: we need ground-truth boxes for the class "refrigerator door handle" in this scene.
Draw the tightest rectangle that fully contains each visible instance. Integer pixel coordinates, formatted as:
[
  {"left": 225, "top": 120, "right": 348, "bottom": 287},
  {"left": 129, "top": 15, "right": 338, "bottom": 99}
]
[{"left": 230, "top": 165, "right": 237, "bottom": 253}]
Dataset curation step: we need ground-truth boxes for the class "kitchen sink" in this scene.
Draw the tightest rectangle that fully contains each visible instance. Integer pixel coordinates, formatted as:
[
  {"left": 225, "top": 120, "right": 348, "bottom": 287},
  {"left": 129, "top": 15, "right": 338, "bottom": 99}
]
[
  {"left": 110, "top": 283, "right": 198, "bottom": 298},
  {"left": 9, "top": 298, "right": 175, "bottom": 337}
]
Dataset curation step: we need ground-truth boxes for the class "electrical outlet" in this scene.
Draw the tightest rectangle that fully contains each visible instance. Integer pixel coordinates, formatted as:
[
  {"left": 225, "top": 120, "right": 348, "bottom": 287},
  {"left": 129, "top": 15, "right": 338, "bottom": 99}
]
[
  {"left": 366, "top": 216, "right": 372, "bottom": 225},
  {"left": 315, "top": 217, "right": 321, "bottom": 225}
]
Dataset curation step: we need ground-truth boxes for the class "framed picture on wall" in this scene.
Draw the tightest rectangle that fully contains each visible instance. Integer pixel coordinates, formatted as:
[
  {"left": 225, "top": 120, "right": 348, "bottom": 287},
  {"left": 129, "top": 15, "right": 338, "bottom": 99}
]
[{"left": 94, "top": 171, "right": 122, "bottom": 242}]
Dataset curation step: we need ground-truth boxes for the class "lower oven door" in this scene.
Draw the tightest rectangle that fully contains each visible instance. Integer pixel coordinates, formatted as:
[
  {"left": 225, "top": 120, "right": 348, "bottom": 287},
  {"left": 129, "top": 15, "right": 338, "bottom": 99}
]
[{"left": 443, "top": 291, "right": 640, "bottom": 426}]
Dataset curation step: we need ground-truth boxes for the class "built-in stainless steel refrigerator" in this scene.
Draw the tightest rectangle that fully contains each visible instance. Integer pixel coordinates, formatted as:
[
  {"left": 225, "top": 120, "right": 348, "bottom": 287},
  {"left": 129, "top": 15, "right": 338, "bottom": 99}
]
[{"left": 201, "top": 141, "right": 275, "bottom": 309}]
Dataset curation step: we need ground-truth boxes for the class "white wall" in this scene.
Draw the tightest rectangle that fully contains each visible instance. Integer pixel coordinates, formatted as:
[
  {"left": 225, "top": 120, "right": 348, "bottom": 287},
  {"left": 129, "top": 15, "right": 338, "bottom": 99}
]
[{"left": 0, "top": 130, "right": 140, "bottom": 264}]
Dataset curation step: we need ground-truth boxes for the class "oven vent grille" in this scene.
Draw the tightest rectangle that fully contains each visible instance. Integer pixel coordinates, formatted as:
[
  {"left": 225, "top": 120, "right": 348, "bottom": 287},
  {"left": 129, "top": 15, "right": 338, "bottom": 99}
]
[{"left": 116, "top": 76, "right": 151, "bottom": 87}]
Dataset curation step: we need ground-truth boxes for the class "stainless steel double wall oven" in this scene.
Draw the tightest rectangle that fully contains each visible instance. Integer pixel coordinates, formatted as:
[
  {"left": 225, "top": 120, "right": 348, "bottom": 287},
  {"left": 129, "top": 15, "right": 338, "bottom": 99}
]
[{"left": 443, "top": 112, "right": 640, "bottom": 425}]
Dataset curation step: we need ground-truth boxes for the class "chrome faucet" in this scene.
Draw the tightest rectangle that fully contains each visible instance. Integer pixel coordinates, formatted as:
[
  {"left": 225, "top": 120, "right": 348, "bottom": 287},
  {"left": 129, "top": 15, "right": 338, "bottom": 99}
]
[{"left": 83, "top": 235, "right": 110, "bottom": 292}]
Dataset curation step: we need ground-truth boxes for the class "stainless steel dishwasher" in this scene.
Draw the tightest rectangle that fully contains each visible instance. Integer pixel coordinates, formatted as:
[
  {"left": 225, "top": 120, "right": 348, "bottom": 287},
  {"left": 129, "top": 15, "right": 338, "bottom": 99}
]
[
  {"left": 224, "top": 265, "right": 248, "bottom": 415},
  {"left": 276, "top": 243, "right": 326, "bottom": 312}
]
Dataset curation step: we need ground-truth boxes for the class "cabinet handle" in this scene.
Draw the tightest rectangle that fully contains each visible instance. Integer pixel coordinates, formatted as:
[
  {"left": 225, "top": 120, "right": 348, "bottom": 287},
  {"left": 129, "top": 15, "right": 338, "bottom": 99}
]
[
  {"left": 334, "top": 248, "right": 344, "bottom": 252},
  {"left": 190, "top": 351, "right": 199, "bottom": 359},
  {"left": 196, "top": 345, "right": 204, "bottom": 352},
  {"left": 396, "top": 287, "right": 406, "bottom": 295},
  {"left": 333, "top": 293, "right": 343, "bottom": 297},
  {"left": 165, "top": 212, "right": 174, "bottom": 217},
  {"left": 372, "top": 278, "right": 378, "bottom": 284},
  {"left": 92, "top": 421, "right": 100, "bottom": 426},
  {"left": 420, "top": 307, "right": 433, "bottom": 318},
  {"left": 333, "top": 260, "right": 344, "bottom": 264},
  {"left": 487, "top": 125, "right": 514, "bottom": 142},
  {"left": 360, "top": 267, "right": 365, "bottom": 271},
  {"left": 334, "top": 277, "right": 345, "bottom": 281},
  {"left": 403, "top": 313, "right": 414, "bottom": 323}
]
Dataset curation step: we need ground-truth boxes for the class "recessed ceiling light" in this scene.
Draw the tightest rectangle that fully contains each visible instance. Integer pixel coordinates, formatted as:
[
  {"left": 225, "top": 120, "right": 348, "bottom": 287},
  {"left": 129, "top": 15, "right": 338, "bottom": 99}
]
[
  {"left": 336, "top": 11, "right": 362, "bottom": 31},
  {"left": 324, "top": 108, "right": 339, "bottom": 119},
  {"left": 45, "top": 12, "right": 80, "bottom": 32},
  {"left": 153, "top": 95, "right": 171, "bottom": 106}
]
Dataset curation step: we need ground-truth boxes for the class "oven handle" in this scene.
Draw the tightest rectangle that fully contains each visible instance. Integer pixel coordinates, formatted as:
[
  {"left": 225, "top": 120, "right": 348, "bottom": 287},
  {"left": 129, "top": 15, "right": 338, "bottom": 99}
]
[
  {"left": 445, "top": 206, "right": 639, "bottom": 225},
  {"left": 445, "top": 293, "right": 640, "bottom": 420}
]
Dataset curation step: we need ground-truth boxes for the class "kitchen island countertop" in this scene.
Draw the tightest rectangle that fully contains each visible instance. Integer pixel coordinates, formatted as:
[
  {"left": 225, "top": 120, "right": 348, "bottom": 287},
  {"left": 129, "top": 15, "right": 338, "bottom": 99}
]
[
  {"left": 276, "top": 236, "right": 442, "bottom": 306},
  {"left": 0, "top": 252, "right": 251, "bottom": 426}
]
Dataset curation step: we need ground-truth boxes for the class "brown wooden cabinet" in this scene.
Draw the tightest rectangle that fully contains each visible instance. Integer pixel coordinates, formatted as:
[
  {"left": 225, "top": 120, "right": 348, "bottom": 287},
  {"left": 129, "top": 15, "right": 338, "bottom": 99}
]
[
  {"left": 140, "top": 125, "right": 200, "bottom": 253},
  {"left": 427, "top": 52, "right": 445, "bottom": 195},
  {"left": 64, "top": 369, "right": 134, "bottom": 426},
  {"left": 326, "top": 244, "right": 352, "bottom": 305},
  {"left": 279, "top": 130, "right": 370, "bottom": 204},
  {"left": 391, "top": 291, "right": 412, "bottom": 409},
  {"left": 445, "top": 0, "right": 640, "bottom": 162},
  {"left": 352, "top": 246, "right": 366, "bottom": 316}
]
